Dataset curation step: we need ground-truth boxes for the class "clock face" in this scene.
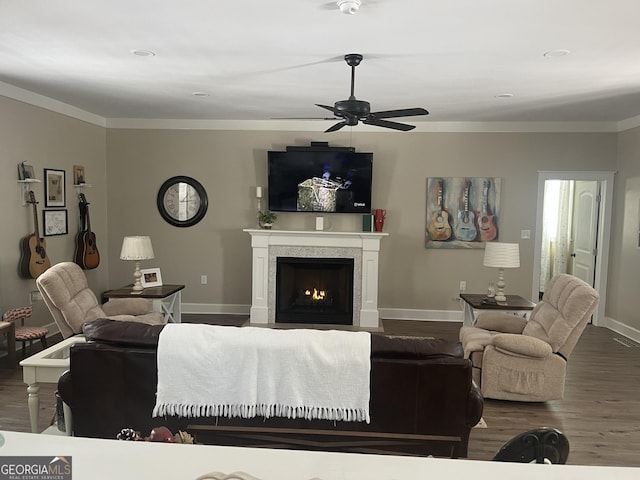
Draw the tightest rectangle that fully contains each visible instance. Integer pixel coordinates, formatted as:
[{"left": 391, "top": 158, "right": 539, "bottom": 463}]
[{"left": 157, "top": 176, "right": 208, "bottom": 227}]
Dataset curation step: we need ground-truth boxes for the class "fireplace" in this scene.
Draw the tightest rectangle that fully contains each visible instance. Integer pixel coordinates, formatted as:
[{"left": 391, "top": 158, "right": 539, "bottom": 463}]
[
  {"left": 244, "top": 229, "right": 387, "bottom": 328},
  {"left": 275, "top": 257, "right": 354, "bottom": 324}
]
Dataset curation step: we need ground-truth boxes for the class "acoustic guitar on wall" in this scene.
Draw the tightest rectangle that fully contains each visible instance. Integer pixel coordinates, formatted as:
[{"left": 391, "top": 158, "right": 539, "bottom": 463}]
[
  {"left": 454, "top": 180, "right": 478, "bottom": 242},
  {"left": 19, "top": 191, "right": 51, "bottom": 279},
  {"left": 427, "top": 179, "right": 452, "bottom": 241},
  {"left": 477, "top": 179, "right": 498, "bottom": 242},
  {"left": 74, "top": 193, "right": 100, "bottom": 270}
]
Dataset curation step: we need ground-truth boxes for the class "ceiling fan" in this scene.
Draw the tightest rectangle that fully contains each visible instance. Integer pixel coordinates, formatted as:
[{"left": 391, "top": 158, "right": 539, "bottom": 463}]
[{"left": 317, "top": 53, "right": 429, "bottom": 132}]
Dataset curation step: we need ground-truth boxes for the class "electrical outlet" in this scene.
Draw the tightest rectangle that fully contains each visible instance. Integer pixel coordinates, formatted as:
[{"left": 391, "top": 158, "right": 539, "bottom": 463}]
[
  {"left": 29, "top": 290, "right": 43, "bottom": 303},
  {"left": 459, "top": 281, "right": 466, "bottom": 293},
  {"left": 200, "top": 275, "right": 208, "bottom": 285},
  {"left": 521, "top": 229, "right": 531, "bottom": 239}
]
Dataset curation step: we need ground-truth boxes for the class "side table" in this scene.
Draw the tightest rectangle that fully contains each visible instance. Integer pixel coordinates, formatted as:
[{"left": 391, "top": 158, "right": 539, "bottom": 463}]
[
  {"left": 459, "top": 293, "right": 536, "bottom": 326},
  {"left": 103, "top": 284, "right": 185, "bottom": 323},
  {"left": 20, "top": 335, "right": 86, "bottom": 433}
]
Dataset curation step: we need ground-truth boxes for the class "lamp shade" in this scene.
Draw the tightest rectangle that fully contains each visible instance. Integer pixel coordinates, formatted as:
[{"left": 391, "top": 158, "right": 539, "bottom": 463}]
[
  {"left": 120, "top": 236, "right": 155, "bottom": 261},
  {"left": 483, "top": 242, "right": 520, "bottom": 268}
]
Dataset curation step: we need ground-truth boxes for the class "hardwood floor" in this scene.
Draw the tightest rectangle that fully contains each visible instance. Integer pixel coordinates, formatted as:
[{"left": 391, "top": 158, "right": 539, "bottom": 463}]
[
  {"left": 1, "top": 317, "right": 638, "bottom": 467},
  {"left": 379, "top": 319, "right": 640, "bottom": 468}
]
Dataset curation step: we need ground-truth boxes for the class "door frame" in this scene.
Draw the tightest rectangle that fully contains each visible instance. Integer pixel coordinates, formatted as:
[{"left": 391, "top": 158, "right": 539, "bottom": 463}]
[{"left": 532, "top": 171, "right": 615, "bottom": 326}]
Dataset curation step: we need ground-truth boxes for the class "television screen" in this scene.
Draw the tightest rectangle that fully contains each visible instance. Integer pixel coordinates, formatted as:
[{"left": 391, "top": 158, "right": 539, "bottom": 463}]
[{"left": 267, "top": 149, "right": 373, "bottom": 213}]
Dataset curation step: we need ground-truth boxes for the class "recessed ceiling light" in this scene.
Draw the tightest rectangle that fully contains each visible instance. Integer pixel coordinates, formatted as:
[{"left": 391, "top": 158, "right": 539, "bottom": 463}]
[
  {"left": 495, "top": 93, "right": 514, "bottom": 99},
  {"left": 192, "top": 92, "right": 210, "bottom": 97},
  {"left": 544, "top": 49, "right": 571, "bottom": 58},
  {"left": 130, "top": 49, "right": 156, "bottom": 57}
]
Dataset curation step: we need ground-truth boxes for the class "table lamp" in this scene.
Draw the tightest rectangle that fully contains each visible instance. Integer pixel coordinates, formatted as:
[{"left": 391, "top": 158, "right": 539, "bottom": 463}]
[
  {"left": 483, "top": 242, "right": 520, "bottom": 302},
  {"left": 120, "top": 236, "right": 155, "bottom": 291}
]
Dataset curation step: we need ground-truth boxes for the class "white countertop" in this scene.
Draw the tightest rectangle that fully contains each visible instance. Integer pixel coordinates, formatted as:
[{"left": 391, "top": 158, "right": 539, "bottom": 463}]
[{"left": 1, "top": 430, "right": 638, "bottom": 480}]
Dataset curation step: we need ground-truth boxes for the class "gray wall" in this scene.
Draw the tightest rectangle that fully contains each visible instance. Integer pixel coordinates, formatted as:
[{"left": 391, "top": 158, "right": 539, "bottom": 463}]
[
  {"left": 0, "top": 96, "right": 108, "bottom": 326},
  {"left": 609, "top": 127, "right": 640, "bottom": 331},
  {"left": 105, "top": 128, "right": 617, "bottom": 312},
  {"left": 2, "top": 93, "right": 637, "bottom": 335}
]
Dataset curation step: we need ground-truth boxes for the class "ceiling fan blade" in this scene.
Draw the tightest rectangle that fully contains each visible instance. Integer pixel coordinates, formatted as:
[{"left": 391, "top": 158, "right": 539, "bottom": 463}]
[
  {"left": 316, "top": 104, "right": 340, "bottom": 115},
  {"left": 369, "top": 107, "right": 429, "bottom": 119},
  {"left": 271, "top": 117, "right": 338, "bottom": 120},
  {"left": 362, "top": 118, "right": 416, "bottom": 131},
  {"left": 325, "top": 121, "right": 349, "bottom": 133}
]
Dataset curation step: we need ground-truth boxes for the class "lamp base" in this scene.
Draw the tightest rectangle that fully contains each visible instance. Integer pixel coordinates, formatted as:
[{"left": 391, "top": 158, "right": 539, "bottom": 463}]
[
  {"left": 494, "top": 267, "right": 506, "bottom": 303},
  {"left": 132, "top": 261, "right": 143, "bottom": 291}
]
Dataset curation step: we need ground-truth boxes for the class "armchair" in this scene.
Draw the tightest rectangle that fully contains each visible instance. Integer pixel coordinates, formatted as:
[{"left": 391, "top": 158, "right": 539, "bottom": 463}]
[
  {"left": 36, "top": 262, "right": 166, "bottom": 339},
  {"left": 459, "top": 274, "right": 599, "bottom": 401}
]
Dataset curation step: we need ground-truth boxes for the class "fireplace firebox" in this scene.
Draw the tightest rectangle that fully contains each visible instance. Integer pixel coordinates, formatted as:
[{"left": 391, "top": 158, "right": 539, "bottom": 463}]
[{"left": 275, "top": 257, "right": 354, "bottom": 324}]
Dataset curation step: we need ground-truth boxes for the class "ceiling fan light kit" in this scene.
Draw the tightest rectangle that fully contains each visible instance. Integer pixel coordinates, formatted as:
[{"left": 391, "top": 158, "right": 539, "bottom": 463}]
[
  {"left": 317, "top": 53, "right": 429, "bottom": 132},
  {"left": 337, "top": 0, "right": 361, "bottom": 15}
]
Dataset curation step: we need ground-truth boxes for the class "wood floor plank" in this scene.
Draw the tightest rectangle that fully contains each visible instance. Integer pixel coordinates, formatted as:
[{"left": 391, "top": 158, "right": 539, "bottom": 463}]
[{"left": 1, "top": 316, "right": 638, "bottom": 467}]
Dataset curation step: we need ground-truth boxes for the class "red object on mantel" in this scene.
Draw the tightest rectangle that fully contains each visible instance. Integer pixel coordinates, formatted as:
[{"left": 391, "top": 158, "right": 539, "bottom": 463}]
[{"left": 373, "top": 209, "right": 386, "bottom": 231}]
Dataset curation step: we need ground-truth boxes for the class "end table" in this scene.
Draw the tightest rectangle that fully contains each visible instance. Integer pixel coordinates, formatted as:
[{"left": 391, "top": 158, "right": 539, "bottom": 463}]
[
  {"left": 103, "top": 284, "right": 185, "bottom": 323},
  {"left": 459, "top": 293, "right": 536, "bottom": 326}
]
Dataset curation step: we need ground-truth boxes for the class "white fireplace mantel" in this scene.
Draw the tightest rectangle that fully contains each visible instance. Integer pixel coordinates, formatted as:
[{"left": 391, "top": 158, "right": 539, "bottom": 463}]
[{"left": 244, "top": 229, "right": 388, "bottom": 328}]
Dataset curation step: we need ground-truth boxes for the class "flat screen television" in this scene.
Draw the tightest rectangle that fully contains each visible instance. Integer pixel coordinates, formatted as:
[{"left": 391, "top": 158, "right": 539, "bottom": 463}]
[{"left": 267, "top": 146, "right": 373, "bottom": 213}]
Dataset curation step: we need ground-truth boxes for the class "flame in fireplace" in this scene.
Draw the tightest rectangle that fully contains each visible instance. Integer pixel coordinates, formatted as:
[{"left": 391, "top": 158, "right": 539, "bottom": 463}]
[{"left": 304, "top": 288, "right": 326, "bottom": 301}]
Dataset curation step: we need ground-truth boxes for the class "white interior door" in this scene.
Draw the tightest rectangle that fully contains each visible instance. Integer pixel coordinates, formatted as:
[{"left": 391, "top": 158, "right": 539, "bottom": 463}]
[
  {"left": 570, "top": 181, "right": 599, "bottom": 286},
  {"left": 533, "top": 171, "right": 615, "bottom": 327}
]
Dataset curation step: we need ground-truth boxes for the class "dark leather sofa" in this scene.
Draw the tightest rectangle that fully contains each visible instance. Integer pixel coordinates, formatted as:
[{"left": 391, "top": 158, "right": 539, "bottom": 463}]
[{"left": 58, "top": 319, "right": 483, "bottom": 457}]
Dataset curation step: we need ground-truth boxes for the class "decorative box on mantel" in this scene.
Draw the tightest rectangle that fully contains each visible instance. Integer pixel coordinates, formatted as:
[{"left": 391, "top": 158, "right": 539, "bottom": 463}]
[{"left": 243, "top": 229, "right": 388, "bottom": 329}]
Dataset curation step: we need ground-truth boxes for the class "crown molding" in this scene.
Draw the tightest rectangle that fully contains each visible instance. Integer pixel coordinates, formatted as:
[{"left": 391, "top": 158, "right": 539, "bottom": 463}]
[
  {"left": 618, "top": 114, "right": 640, "bottom": 132},
  {"left": 105, "top": 118, "right": 620, "bottom": 133},
  {"left": 3, "top": 80, "right": 639, "bottom": 133},
  {"left": 0, "top": 81, "right": 106, "bottom": 127}
]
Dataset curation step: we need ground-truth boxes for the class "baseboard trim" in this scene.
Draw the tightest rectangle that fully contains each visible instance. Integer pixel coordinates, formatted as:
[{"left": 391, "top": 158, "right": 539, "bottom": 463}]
[
  {"left": 601, "top": 316, "right": 640, "bottom": 344},
  {"left": 181, "top": 304, "right": 464, "bottom": 322},
  {"left": 182, "top": 303, "right": 251, "bottom": 316},
  {"left": 379, "top": 308, "right": 463, "bottom": 322}
]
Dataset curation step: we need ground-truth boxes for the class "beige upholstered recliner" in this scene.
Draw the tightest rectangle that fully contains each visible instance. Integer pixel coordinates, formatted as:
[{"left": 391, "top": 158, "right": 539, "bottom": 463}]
[
  {"left": 459, "top": 274, "right": 599, "bottom": 402},
  {"left": 36, "top": 262, "right": 166, "bottom": 339}
]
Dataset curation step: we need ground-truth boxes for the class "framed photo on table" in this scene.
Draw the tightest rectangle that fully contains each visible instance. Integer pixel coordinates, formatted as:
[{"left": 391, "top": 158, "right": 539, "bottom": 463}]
[
  {"left": 18, "top": 162, "right": 36, "bottom": 180},
  {"left": 43, "top": 209, "right": 68, "bottom": 236},
  {"left": 44, "top": 168, "right": 66, "bottom": 207},
  {"left": 140, "top": 268, "right": 163, "bottom": 288}
]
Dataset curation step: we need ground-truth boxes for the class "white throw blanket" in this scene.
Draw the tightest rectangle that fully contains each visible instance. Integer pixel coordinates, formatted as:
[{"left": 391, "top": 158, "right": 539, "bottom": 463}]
[{"left": 153, "top": 324, "right": 371, "bottom": 423}]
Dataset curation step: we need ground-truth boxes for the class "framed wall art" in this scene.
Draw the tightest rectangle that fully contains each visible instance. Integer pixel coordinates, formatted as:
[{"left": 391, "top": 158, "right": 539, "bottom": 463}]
[
  {"left": 44, "top": 168, "right": 66, "bottom": 207},
  {"left": 425, "top": 177, "right": 501, "bottom": 249},
  {"left": 73, "top": 165, "right": 86, "bottom": 185},
  {"left": 43, "top": 209, "right": 68, "bottom": 236},
  {"left": 140, "top": 268, "right": 163, "bottom": 288}
]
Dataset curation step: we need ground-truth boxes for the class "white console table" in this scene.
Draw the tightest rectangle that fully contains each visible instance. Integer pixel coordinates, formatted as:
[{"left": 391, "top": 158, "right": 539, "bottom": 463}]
[{"left": 19, "top": 335, "right": 86, "bottom": 433}]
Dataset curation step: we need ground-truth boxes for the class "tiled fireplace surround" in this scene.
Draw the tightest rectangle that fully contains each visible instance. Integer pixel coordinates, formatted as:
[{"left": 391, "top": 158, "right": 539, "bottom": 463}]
[{"left": 244, "top": 229, "right": 387, "bottom": 328}]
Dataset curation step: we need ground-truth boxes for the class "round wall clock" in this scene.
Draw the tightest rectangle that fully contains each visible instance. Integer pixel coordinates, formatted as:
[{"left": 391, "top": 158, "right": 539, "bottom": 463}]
[{"left": 157, "top": 176, "right": 208, "bottom": 227}]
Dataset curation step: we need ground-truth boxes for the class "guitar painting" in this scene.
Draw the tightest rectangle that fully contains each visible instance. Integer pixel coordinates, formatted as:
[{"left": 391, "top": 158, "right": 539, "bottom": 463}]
[
  {"left": 453, "top": 181, "right": 478, "bottom": 242},
  {"left": 477, "top": 180, "right": 498, "bottom": 241},
  {"left": 74, "top": 193, "right": 100, "bottom": 270},
  {"left": 427, "top": 179, "right": 452, "bottom": 241},
  {"left": 19, "top": 191, "right": 52, "bottom": 279}
]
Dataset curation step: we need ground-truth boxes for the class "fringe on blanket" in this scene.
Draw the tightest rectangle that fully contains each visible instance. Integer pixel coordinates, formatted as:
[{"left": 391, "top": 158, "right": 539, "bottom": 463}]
[{"left": 153, "top": 403, "right": 370, "bottom": 423}]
